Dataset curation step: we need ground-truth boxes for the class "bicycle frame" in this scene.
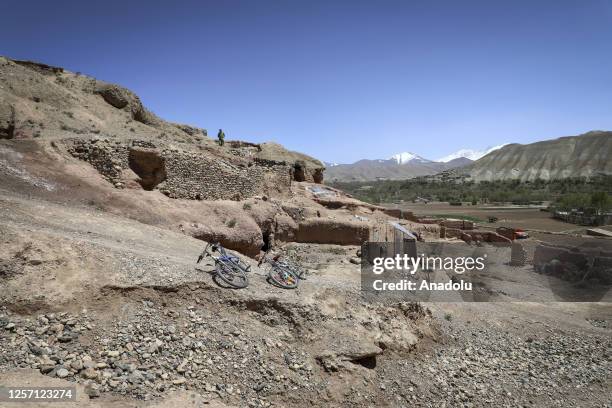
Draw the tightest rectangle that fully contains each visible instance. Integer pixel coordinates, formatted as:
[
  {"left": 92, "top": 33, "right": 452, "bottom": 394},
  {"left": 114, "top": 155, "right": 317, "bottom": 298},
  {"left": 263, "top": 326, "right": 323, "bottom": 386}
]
[{"left": 198, "top": 242, "right": 250, "bottom": 272}]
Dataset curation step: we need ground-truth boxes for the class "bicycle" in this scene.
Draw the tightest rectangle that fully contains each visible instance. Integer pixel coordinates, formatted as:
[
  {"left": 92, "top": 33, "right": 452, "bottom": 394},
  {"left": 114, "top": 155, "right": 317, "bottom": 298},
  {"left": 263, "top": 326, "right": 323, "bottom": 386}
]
[
  {"left": 258, "top": 252, "right": 300, "bottom": 289},
  {"left": 196, "top": 242, "right": 250, "bottom": 289},
  {"left": 276, "top": 258, "right": 308, "bottom": 280}
]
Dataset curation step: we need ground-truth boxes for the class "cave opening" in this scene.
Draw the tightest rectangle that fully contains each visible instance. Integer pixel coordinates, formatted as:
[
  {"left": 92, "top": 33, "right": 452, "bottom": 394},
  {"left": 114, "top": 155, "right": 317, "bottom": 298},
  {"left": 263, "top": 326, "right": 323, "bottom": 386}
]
[
  {"left": 293, "top": 162, "right": 306, "bottom": 182},
  {"left": 350, "top": 355, "right": 377, "bottom": 369},
  {"left": 128, "top": 148, "right": 167, "bottom": 190},
  {"left": 262, "top": 231, "right": 272, "bottom": 252}
]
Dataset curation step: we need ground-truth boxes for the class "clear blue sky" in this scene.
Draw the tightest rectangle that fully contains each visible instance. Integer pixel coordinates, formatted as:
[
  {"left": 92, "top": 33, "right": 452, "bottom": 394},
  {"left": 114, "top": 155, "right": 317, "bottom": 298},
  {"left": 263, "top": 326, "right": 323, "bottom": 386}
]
[{"left": 3, "top": 0, "right": 612, "bottom": 163}]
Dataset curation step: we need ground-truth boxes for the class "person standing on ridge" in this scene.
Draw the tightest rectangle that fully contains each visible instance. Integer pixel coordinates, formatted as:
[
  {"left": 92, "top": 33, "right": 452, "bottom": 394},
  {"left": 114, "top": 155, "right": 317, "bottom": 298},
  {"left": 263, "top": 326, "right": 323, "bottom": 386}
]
[{"left": 217, "top": 129, "right": 225, "bottom": 146}]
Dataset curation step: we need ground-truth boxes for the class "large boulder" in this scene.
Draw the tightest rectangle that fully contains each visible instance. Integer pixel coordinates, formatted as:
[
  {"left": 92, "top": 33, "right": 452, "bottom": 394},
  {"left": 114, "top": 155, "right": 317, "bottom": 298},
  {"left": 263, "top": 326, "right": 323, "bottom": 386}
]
[
  {"left": 189, "top": 226, "right": 263, "bottom": 258},
  {"left": 95, "top": 83, "right": 158, "bottom": 126},
  {"left": 96, "top": 85, "right": 130, "bottom": 109}
]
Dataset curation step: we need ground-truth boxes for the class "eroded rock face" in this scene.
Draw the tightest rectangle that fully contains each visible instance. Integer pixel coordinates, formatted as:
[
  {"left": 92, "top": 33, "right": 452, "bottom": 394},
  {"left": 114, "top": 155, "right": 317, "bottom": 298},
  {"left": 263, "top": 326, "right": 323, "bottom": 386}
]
[
  {"left": 12, "top": 59, "right": 64, "bottom": 75},
  {"left": 96, "top": 85, "right": 130, "bottom": 109},
  {"left": 95, "top": 84, "right": 158, "bottom": 126},
  {"left": 293, "top": 162, "right": 306, "bottom": 182},
  {"left": 312, "top": 168, "right": 324, "bottom": 184},
  {"left": 188, "top": 223, "right": 264, "bottom": 257},
  {"left": 173, "top": 123, "right": 206, "bottom": 137},
  {"left": 0, "top": 102, "right": 16, "bottom": 139},
  {"left": 128, "top": 147, "right": 167, "bottom": 190},
  {"left": 255, "top": 142, "right": 325, "bottom": 184}
]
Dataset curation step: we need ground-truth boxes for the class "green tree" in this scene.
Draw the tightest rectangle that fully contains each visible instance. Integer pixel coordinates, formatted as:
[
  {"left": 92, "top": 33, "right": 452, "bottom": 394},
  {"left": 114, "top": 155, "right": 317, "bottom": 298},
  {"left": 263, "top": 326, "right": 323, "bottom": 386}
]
[
  {"left": 591, "top": 191, "right": 611, "bottom": 212},
  {"left": 556, "top": 193, "right": 590, "bottom": 210}
]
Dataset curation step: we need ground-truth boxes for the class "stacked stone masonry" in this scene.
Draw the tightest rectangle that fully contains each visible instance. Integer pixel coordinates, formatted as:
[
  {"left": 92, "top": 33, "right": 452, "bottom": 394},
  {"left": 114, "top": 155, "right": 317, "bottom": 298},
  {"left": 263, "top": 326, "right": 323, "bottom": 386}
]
[{"left": 66, "top": 138, "right": 295, "bottom": 200}]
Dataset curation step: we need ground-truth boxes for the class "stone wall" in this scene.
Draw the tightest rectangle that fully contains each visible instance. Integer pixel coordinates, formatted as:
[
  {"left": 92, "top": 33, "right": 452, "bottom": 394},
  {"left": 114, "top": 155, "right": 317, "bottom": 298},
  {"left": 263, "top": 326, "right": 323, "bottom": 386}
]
[
  {"left": 161, "top": 151, "right": 263, "bottom": 200},
  {"left": 67, "top": 138, "right": 129, "bottom": 186},
  {"left": 227, "top": 141, "right": 325, "bottom": 184},
  {"left": 66, "top": 138, "right": 294, "bottom": 200}
]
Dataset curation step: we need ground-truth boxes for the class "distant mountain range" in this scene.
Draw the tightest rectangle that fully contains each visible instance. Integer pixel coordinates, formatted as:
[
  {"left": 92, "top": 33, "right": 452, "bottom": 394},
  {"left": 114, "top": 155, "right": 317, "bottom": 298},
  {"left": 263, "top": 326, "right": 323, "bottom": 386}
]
[
  {"left": 325, "top": 131, "right": 612, "bottom": 182},
  {"left": 325, "top": 146, "right": 501, "bottom": 182}
]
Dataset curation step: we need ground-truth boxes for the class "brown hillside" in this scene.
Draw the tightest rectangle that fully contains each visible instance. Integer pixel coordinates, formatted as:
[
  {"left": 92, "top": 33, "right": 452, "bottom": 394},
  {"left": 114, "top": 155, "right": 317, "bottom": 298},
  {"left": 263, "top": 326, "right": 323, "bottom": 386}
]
[{"left": 464, "top": 131, "right": 612, "bottom": 181}]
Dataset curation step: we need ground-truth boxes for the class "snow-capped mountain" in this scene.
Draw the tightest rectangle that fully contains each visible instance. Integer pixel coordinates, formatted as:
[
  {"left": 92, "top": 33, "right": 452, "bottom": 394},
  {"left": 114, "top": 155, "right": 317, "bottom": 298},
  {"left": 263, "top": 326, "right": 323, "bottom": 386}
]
[
  {"left": 436, "top": 144, "right": 506, "bottom": 163},
  {"left": 325, "top": 146, "right": 505, "bottom": 181},
  {"left": 325, "top": 153, "right": 469, "bottom": 182},
  {"left": 323, "top": 161, "right": 339, "bottom": 167},
  {"left": 390, "top": 152, "right": 432, "bottom": 164},
  {"left": 325, "top": 132, "right": 611, "bottom": 182}
]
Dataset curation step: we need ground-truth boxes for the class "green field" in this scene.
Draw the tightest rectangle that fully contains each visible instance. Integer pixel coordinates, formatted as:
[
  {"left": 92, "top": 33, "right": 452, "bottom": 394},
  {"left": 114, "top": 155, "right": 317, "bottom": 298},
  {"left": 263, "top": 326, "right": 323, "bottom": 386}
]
[{"left": 329, "top": 175, "right": 612, "bottom": 210}]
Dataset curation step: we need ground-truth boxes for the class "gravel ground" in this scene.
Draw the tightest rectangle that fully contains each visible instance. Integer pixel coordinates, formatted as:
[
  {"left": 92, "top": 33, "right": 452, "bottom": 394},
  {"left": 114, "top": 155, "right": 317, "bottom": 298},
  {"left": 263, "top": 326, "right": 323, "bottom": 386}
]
[
  {"left": 1, "top": 190, "right": 610, "bottom": 407},
  {"left": 390, "top": 318, "right": 611, "bottom": 407}
]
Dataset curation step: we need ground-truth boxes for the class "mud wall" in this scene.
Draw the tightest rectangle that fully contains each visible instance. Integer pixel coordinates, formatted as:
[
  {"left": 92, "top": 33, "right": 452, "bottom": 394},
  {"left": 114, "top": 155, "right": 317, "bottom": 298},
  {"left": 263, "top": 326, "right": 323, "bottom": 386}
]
[
  {"left": 442, "top": 228, "right": 511, "bottom": 244},
  {"left": 296, "top": 218, "right": 370, "bottom": 245},
  {"left": 533, "top": 243, "right": 612, "bottom": 283}
]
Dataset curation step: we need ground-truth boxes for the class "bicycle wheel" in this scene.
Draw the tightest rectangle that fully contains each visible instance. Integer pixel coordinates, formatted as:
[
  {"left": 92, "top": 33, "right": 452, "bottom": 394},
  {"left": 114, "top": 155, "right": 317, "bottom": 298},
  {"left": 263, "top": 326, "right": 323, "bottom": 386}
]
[
  {"left": 215, "top": 261, "right": 249, "bottom": 289},
  {"left": 291, "top": 263, "right": 307, "bottom": 280},
  {"left": 268, "top": 266, "right": 299, "bottom": 289},
  {"left": 279, "top": 260, "right": 307, "bottom": 280},
  {"left": 228, "top": 257, "right": 251, "bottom": 273}
]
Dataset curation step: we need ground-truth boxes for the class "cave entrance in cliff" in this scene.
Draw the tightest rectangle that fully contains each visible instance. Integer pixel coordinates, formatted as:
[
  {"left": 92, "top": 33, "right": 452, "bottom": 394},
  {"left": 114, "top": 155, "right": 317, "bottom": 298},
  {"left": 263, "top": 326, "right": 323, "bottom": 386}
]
[
  {"left": 293, "top": 162, "right": 306, "bottom": 182},
  {"left": 128, "top": 148, "right": 167, "bottom": 190},
  {"left": 350, "top": 355, "right": 377, "bottom": 369},
  {"left": 262, "top": 231, "right": 272, "bottom": 252}
]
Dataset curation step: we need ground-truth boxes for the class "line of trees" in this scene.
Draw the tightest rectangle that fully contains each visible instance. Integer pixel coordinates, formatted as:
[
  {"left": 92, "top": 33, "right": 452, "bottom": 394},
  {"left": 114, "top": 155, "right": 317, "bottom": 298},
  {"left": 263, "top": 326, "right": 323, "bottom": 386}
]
[
  {"left": 329, "top": 175, "right": 612, "bottom": 208},
  {"left": 554, "top": 191, "right": 612, "bottom": 213}
]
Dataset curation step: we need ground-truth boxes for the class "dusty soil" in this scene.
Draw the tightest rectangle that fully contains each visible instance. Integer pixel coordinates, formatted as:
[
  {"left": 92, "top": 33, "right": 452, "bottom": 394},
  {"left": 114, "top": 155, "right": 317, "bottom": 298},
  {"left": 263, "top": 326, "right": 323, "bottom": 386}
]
[
  {"left": 1, "top": 187, "right": 610, "bottom": 407},
  {"left": 0, "top": 139, "right": 609, "bottom": 407},
  {"left": 0, "top": 57, "right": 609, "bottom": 407}
]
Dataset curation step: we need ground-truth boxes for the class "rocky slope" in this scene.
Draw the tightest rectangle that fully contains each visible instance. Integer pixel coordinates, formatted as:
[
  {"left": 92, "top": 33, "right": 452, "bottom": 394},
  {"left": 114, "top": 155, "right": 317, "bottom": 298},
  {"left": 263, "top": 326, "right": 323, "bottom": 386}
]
[
  {"left": 0, "top": 191, "right": 437, "bottom": 407},
  {"left": 0, "top": 56, "right": 440, "bottom": 407},
  {"left": 1, "top": 57, "right": 611, "bottom": 408},
  {"left": 0, "top": 56, "right": 359, "bottom": 257},
  {"left": 464, "top": 131, "right": 612, "bottom": 182},
  {"left": 1, "top": 191, "right": 610, "bottom": 407},
  {"left": 0, "top": 56, "right": 325, "bottom": 190}
]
